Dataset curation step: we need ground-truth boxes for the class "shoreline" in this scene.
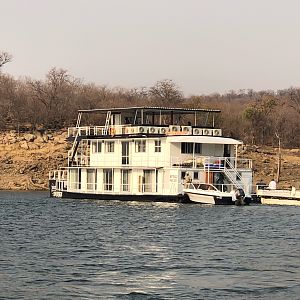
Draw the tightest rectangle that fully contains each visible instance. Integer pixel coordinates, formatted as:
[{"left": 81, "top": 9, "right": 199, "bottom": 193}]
[{"left": 0, "top": 130, "right": 299, "bottom": 191}]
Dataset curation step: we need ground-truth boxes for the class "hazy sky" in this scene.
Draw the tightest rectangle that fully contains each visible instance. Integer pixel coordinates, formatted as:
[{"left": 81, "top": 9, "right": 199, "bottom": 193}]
[{"left": 2, "top": 0, "right": 300, "bottom": 95}]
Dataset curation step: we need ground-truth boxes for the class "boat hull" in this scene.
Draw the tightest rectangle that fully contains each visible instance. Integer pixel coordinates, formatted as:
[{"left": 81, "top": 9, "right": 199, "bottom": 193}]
[
  {"left": 185, "top": 191, "right": 234, "bottom": 205},
  {"left": 260, "top": 197, "right": 300, "bottom": 206},
  {"left": 257, "top": 189, "right": 300, "bottom": 206},
  {"left": 50, "top": 189, "right": 189, "bottom": 203}
]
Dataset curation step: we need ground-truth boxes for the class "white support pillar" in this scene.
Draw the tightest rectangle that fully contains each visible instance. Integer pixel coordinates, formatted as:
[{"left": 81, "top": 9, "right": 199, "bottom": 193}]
[{"left": 235, "top": 145, "right": 238, "bottom": 168}]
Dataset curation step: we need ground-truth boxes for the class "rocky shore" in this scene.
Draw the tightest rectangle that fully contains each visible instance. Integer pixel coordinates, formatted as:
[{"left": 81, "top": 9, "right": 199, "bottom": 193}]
[
  {"left": 0, "top": 130, "right": 299, "bottom": 191},
  {"left": 0, "top": 130, "right": 68, "bottom": 191},
  {"left": 240, "top": 144, "right": 300, "bottom": 189}
]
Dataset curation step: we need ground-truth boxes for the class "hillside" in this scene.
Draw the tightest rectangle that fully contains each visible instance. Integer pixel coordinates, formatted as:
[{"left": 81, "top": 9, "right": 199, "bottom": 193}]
[
  {"left": 0, "top": 131, "right": 68, "bottom": 190},
  {"left": 0, "top": 131, "right": 299, "bottom": 191},
  {"left": 241, "top": 145, "right": 300, "bottom": 188}
]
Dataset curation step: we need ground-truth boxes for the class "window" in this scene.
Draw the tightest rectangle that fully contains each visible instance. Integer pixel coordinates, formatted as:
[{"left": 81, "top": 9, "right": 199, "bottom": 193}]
[
  {"left": 87, "top": 169, "right": 97, "bottom": 190},
  {"left": 193, "top": 172, "right": 199, "bottom": 180},
  {"left": 135, "top": 140, "right": 146, "bottom": 152},
  {"left": 92, "top": 141, "right": 102, "bottom": 153},
  {"left": 154, "top": 140, "right": 161, "bottom": 152},
  {"left": 122, "top": 142, "right": 129, "bottom": 165},
  {"left": 103, "top": 169, "right": 113, "bottom": 191},
  {"left": 105, "top": 141, "right": 114, "bottom": 152},
  {"left": 121, "top": 169, "right": 130, "bottom": 192},
  {"left": 195, "top": 143, "right": 202, "bottom": 154},
  {"left": 181, "top": 143, "right": 202, "bottom": 154},
  {"left": 181, "top": 142, "right": 193, "bottom": 154},
  {"left": 143, "top": 170, "right": 153, "bottom": 192},
  {"left": 69, "top": 169, "right": 80, "bottom": 190}
]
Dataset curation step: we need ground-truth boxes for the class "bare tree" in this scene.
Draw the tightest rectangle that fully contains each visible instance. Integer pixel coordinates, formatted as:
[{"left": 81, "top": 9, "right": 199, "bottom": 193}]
[
  {"left": 287, "top": 88, "right": 300, "bottom": 115},
  {"left": 0, "top": 51, "right": 12, "bottom": 69},
  {"left": 148, "top": 79, "right": 183, "bottom": 106},
  {"left": 28, "top": 68, "right": 79, "bottom": 128}
]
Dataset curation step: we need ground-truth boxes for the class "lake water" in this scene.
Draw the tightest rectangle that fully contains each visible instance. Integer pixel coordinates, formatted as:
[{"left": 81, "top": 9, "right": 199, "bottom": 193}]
[{"left": 0, "top": 191, "right": 299, "bottom": 300}]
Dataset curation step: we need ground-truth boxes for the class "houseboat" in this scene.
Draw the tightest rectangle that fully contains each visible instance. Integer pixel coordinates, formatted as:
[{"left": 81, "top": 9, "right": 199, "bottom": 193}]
[{"left": 49, "top": 106, "right": 253, "bottom": 203}]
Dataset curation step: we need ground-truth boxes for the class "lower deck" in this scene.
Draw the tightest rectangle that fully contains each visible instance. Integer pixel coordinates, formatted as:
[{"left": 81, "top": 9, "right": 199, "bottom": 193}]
[{"left": 49, "top": 164, "right": 253, "bottom": 200}]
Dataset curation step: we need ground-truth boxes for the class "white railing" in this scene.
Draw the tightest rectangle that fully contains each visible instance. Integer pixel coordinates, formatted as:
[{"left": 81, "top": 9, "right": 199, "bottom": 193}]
[
  {"left": 67, "top": 125, "right": 220, "bottom": 137},
  {"left": 49, "top": 168, "right": 68, "bottom": 191},
  {"left": 68, "top": 125, "right": 129, "bottom": 137},
  {"left": 68, "top": 152, "right": 90, "bottom": 167},
  {"left": 186, "top": 182, "right": 223, "bottom": 191},
  {"left": 49, "top": 168, "right": 68, "bottom": 181},
  {"left": 171, "top": 156, "right": 252, "bottom": 170},
  {"left": 67, "top": 153, "right": 252, "bottom": 170}
]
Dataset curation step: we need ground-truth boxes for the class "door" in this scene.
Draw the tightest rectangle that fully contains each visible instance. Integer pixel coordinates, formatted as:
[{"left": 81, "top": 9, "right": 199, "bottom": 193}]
[
  {"left": 122, "top": 141, "right": 129, "bottom": 165},
  {"left": 205, "top": 172, "right": 213, "bottom": 184},
  {"left": 143, "top": 170, "right": 154, "bottom": 192},
  {"left": 103, "top": 169, "right": 113, "bottom": 191}
]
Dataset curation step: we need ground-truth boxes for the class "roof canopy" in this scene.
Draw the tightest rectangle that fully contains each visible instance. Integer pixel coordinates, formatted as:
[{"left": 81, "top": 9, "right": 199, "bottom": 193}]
[
  {"left": 167, "top": 136, "right": 242, "bottom": 145},
  {"left": 78, "top": 106, "right": 221, "bottom": 115}
]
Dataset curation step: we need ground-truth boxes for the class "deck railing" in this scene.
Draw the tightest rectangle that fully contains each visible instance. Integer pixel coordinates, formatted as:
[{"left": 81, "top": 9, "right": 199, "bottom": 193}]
[
  {"left": 67, "top": 153, "right": 252, "bottom": 170},
  {"left": 49, "top": 168, "right": 68, "bottom": 181},
  {"left": 67, "top": 125, "right": 219, "bottom": 137},
  {"left": 170, "top": 156, "right": 252, "bottom": 170},
  {"left": 68, "top": 125, "right": 128, "bottom": 137}
]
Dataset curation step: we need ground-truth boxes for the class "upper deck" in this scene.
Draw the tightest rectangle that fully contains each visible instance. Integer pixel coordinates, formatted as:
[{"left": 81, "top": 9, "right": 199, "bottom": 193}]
[{"left": 68, "top": 106, "right": 222, "bottom": 139}]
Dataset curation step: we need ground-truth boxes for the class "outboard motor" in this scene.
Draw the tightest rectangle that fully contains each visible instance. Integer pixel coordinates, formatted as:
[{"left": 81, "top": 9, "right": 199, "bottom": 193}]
[{"left": 235, "top": 188, "right": 246, "bottom": 206}]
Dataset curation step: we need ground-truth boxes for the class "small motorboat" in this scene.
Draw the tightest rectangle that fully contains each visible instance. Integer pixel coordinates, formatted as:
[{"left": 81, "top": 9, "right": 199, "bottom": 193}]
[
  {"left": 257, "top": 187, "right": 300, "bottom": 206},
  {"left": 184, "top": 183, "right": 247, "bottom": 205}
]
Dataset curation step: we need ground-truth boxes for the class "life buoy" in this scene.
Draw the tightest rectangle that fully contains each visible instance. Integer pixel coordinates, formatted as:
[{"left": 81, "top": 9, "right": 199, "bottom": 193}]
[
  {"left": 194, "top": 129, "right": 200, "bottom": 135},
  {"left": 160, "top": 128, "right": 166, "bottom": 134},
  {"left": 204, "top": 129, "right": 209, "bottom": 135},
  {"left": 150, "top": 127, "right": 156, "bottom": 133}
]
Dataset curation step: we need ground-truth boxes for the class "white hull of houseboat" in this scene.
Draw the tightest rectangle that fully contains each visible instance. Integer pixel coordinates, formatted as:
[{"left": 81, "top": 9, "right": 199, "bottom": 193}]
[{"left": 49, "top": 182, "right": 188, "bottom": 202}]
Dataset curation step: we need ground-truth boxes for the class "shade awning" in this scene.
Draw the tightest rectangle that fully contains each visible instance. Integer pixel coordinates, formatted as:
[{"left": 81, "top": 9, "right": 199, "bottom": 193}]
[
  {"left": 78, "top": 106, "right": 221, "bottom": 114},
  {"left": 166, "top": 136, "right": 242, "bottom": 145}
]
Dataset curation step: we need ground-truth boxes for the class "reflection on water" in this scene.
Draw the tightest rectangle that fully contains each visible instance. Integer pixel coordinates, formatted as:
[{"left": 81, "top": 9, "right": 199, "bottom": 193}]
[{"left": 0, "top": 191, "right": 299, "bottom": 299}]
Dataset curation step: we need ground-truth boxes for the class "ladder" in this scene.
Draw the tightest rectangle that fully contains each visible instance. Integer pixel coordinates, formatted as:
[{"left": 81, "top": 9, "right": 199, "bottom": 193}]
[
  {"left": 69, "top": 112, "right": 82, "bottom": 165},
  {"left": 103, "top": 111, "right": 111, "bottom": 135},
  {"left": 223, "top": 158, "right": 244, "bottom": 189}
]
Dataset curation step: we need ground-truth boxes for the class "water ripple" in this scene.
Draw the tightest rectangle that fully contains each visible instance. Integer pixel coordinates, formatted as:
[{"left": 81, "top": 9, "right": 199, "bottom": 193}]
[{"left": 0, "top": 191, "right": 299, "bottom": 299}]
